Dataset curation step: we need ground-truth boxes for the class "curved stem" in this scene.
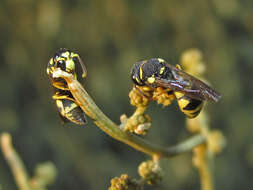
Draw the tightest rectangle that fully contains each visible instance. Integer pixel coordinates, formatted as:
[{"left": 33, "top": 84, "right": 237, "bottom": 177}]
[{"left": 53, "top": 69, "right": 206, "bottom": 158}]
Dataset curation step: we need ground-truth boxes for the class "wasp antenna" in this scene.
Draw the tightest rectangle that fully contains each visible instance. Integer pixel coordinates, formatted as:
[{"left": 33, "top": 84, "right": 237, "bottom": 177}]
[{"left": 77, "top": 55, "right": 87, "bottom": 78}]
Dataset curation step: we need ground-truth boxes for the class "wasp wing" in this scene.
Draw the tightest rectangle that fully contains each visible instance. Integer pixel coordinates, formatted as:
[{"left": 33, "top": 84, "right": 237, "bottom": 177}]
[{"left": 150, "top": 64, "right": 221, "bottom": 102}]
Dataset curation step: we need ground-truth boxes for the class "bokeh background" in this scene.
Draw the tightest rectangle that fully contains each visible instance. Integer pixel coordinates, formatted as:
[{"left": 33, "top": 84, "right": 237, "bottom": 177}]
[{"left": 0, "top": 0, "right": 253, "bottom": 189}]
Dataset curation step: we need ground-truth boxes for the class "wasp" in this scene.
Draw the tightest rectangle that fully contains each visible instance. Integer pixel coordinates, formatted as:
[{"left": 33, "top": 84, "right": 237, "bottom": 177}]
[
  {"left": 131, "top": 58, "right": 221, "bottom": 118},
  {"left": 47, "top": 48, "right": 88, "bottom": 125}
]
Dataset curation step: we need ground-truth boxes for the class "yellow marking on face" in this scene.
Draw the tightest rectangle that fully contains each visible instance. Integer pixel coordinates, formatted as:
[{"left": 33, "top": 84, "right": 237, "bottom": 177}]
[
  {"left": 48, "top": 66, "right": 55, "bottom": 75},
  {"left": 133, "top": 76, "right": 140, "bottom": 83},
  {"left": 160, "top": 67, "right": 165, "bottom": 74},
  {"left": 61, "top": 51, "right": 70, "bottom": 58},
  {"left": 71, "top": 53, "right": 78, "bottom": 58},
  {"left": 147, "top": 76, "right": 155, "bottom": 84},
  {"left": 139, "top": 61, "right": 148, "bottom": 80},
  {"left": 157, "top": 58, "right": 165, "bottom": 63},
  {"left": 49, "top": 58, "right": 54, "bottom": 65},
  {"left": 56, "top": 57, "right": 65, "bottom": 62},
  {"left": 66, "top": 59, "right": 75, "bottom": 72},
  {"left": 139, "top": 67, "right": 143, "bottom": 80}
]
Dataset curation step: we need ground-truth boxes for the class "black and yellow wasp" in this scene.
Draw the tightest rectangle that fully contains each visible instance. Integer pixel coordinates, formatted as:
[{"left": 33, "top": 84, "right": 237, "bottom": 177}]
[
  {"left": 47, "top": 48, "right": 87, "bottom": 125},
  {"left": 131, "top": 58, "right": 221, "bottom": 118}
]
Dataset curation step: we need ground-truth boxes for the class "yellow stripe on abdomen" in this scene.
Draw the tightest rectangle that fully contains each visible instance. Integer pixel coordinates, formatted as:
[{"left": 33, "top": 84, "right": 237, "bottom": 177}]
[{"left": 174, "top": 92, "right": 203, "bottom": 118}]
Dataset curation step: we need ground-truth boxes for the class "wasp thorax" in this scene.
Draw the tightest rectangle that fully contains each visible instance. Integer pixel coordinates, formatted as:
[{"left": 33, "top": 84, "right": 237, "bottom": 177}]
[
  {"left": 141, "top": 58, "right": 171, "bottom": 82},
  {"left": 141, "top": 59, "right": 161, "bottom": 77}
]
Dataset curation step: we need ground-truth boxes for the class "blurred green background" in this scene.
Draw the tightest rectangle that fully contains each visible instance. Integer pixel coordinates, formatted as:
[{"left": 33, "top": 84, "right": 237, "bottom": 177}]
[{"left": 0, "top": 0, "right": 253, "bottom": 189}]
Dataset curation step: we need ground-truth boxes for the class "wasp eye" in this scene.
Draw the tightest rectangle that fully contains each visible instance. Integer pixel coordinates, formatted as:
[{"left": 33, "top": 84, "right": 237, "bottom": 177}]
[
  {"left": 56, "top": 60, "right": 66, "bottom": 71},
  {"left": 132, "top": 75, "right": 142, "bottom": 85},
  {"left": 72, "top": 57, "right": 78, "bottom": 62}
]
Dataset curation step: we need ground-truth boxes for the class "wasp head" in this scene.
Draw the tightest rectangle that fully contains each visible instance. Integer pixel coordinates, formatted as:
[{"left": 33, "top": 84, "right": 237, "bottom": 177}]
[
  {"left": 47, "top": 48, "right": 87, "bottom": 78},
  {"left": 54, "top": 48, "right": 76, "bottom": 73},
  {"left": 131, "top": 61, "right": 146, "bottom": 86}
]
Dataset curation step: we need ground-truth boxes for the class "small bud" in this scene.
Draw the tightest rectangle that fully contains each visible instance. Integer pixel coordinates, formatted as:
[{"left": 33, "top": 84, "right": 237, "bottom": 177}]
[
  {"left": 30, "top": 162, "right": 57, "bottom": 188},
  {"left": 129, "top": 87, "right": 151, "bottom": 107},
  {"left": 208, "top": 130, "right": 226, "bottom": 154},
  {"left": 120, "top": 114, "right": 128, "bottom": 124},
  {"left": 192, "top": 144, "right": 207, "bottom": 169},
  {"left": 134, "top": 123, "right": 151, "bottom": 135},
  {"left": 109, "top": 174, "right": 142, "bottom": 190},
  {"left": 186, "top": 117, "right": 201, "bottom": 133},
  {"left": 119, "top": 114, "right": 128, "bottom": 130},
  {"left": 124, "top": 114, "right": 151, "bottom": 135},
  {"left": 138, "top": 160, "right": 162, "bottom": 185},
  {"left": 152, "top": 87, "right": 175, "bottom": 107},
  {"left": 180, "top": 48, "right": 206, "bottom": 76}
]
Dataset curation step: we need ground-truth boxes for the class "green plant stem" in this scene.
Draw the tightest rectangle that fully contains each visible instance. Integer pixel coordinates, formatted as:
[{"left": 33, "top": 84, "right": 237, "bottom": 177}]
[{"left": 53, "top": 69, "right": 206, "bottom": 158}]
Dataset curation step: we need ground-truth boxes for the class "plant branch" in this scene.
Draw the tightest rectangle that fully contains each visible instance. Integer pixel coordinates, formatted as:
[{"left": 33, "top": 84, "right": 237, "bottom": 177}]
[
  {"left": 1, "top": 133, "right": 57, "bottom": 190},
  {"left": 53, "top": 69, "right": 206, "bottom": 158},
  {"left": 1, "top": 133, "right": 32, "bottom": 190},
  {"left": 181, "top": 48, "right": 219, "bottom": 190}
]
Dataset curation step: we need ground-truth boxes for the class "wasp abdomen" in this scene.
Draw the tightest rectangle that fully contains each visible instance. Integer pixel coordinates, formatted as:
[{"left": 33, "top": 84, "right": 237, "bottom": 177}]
[
  {"left": 56, "top": 99, "right": 87, "bottom": 125},
  {"left": 174, "top": 92, "right": 203, "bottom": 118}
]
